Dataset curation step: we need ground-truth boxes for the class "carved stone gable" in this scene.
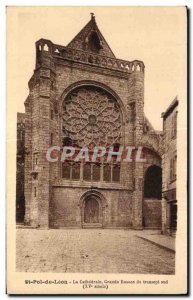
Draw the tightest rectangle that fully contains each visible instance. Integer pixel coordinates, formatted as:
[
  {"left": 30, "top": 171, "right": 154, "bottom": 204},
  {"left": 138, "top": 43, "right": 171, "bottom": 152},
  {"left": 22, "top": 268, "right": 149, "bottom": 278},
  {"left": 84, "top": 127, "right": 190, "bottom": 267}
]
[{"left": 67, "top": 14, "right": 116, "bottom": 58}]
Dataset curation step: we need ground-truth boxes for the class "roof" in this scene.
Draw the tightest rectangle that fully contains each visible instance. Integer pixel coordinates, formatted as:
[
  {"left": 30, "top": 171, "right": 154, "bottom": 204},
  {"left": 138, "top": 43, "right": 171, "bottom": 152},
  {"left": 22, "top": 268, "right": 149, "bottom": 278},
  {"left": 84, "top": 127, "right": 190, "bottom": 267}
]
[
  {"left": 161, "top": 96, "right": 179, "bottom": 119},
  {"left": 66, "top": 13, "right": 116, "bottom": 58}
]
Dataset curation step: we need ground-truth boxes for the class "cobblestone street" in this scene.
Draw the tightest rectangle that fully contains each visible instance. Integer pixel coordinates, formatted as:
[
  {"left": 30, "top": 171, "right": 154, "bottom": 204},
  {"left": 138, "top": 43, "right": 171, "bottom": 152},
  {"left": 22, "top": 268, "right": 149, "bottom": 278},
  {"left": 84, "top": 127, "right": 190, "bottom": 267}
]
[{"left": 16, "top": 229, "right": 175, "bottom": 274}]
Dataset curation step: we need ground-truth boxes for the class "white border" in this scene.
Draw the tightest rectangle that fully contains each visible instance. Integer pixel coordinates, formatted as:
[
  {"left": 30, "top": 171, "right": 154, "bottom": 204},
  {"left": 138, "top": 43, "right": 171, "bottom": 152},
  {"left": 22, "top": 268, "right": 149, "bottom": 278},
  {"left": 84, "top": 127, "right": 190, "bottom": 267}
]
[{"left": 1, "top": 1, "right": 191, "bottom": 299}]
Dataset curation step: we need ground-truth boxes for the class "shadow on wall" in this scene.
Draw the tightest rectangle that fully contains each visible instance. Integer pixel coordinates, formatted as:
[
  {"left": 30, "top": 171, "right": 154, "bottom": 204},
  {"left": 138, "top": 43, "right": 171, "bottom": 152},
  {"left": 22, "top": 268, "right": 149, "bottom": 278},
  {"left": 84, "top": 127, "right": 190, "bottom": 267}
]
[{"left": 143, "top": 165, "right": 162, "bottom": 228}]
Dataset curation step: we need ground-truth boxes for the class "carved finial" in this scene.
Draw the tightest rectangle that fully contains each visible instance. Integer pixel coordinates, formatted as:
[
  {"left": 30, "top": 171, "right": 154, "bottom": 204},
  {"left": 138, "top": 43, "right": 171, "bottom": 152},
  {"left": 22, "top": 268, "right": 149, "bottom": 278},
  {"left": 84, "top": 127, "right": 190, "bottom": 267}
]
[{"left": 90, "top": 13, "right": 95, "bottom": 21}]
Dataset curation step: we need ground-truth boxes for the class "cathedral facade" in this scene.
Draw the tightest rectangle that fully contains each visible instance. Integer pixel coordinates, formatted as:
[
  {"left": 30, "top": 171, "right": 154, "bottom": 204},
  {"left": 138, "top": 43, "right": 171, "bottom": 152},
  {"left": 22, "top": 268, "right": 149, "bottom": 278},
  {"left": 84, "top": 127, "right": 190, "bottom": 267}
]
[{"left": 19, "top": 15, "right": 163, "bottom": 229}]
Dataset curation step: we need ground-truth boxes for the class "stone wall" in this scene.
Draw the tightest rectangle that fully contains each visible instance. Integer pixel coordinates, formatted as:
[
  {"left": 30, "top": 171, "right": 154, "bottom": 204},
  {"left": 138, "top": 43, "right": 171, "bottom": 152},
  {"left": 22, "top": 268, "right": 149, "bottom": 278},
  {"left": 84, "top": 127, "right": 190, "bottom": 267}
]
[
  {"left": 162, "top": 104, "right": 177, "bottom": 193},
  {"left": 161, "top": 99, "right": 178, "bottom": 234},
  {"left": 143, "top": 199, "right": 162, "bottom": 229},
  {"left": 16, "top": 113, "right": 26, "bottom": 222},
  {"left": 50, "top": 187, "right": 133, "bottom": 228}
]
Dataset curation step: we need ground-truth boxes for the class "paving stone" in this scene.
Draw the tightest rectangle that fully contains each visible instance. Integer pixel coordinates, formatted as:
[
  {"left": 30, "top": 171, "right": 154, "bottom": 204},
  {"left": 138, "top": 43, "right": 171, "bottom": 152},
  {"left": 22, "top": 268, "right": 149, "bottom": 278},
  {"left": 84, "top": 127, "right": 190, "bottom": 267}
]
[{"left": 16, "top": 229, "right": 175, "bottom": 274}]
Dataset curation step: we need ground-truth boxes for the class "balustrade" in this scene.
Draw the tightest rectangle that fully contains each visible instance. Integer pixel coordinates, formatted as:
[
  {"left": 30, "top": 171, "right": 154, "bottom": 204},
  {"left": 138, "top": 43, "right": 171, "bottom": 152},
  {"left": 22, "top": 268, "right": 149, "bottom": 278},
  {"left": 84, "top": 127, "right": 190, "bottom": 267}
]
[{"left": 36, "top": 39, "right": 145, "bottom": 73}]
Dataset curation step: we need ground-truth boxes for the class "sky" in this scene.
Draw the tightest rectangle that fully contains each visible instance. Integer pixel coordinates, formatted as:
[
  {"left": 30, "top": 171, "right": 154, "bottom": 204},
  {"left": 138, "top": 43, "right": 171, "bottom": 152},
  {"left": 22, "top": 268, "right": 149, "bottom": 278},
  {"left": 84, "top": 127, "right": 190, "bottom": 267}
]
[{"left": 7, "top": 6, "right": 187, "bottom": 130}]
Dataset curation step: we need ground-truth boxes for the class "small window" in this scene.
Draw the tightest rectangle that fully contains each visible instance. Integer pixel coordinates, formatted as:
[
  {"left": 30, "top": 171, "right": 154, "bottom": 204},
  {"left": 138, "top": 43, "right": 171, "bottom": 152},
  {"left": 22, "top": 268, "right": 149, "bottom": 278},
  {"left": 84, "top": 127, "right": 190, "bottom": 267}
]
[
  {"left": 112, "top": 164, "right": 120, "bottom": 182},
  {"left": 93, "top": 164, "right": 100, "bottom": 181},
  {"left": 174, "top": 156, "right": 177, "bottom": 179},
  {"left": 170, "top": 159, "right": 173, "bottom": 180},
  {"left": 50, "top": 133, "right": 53, "bottom": 145},
  {"left": 170, "top": 156, "right": 177, "bottom": 182},
  {"left": 34, "top": 187, "right": 37, "bottom": 197},
  {"left": 103, "top": 164, "right": 111, "bottom": 182},
  {"left": 72, "top": 163, "right": 80, "bottom": 180},
  {"left": 62, "top": 162, "right": 71, "bottom": 179},
  {"left": 33, "top": 154, "right": 38, "bottom": 169},
  {"left": 88, "top": 31, "right": 102, "bottom": 53},
  {"left": 50, "top": 109, "right": 54, "bottom": 120},
  {"left": 171, "top": 113, "right": 177, "bottom": 139},
  {"left": 83, "top": 163, "right": 91, "bottom": 181}
]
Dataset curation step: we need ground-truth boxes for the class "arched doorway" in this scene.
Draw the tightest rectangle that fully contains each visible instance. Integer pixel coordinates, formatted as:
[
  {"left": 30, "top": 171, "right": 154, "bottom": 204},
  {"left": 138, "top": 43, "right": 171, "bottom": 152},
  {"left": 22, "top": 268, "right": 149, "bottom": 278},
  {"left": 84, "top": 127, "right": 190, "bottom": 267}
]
[
  {"left": 84, "top": 196, "right": 100, "bottom": 223},
  {"left": 144, "top": 165, "right": 162, "bottom": 199},
  {"left": 81, "top": 192, "right": 103, "bottom": 228}
]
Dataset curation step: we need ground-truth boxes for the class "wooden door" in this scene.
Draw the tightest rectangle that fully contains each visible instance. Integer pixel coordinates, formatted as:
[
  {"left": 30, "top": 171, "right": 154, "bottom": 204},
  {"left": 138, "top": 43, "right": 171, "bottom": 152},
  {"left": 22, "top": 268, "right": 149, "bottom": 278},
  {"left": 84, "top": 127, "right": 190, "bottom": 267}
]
[{"left": 84, "top": 197, "right": 99, "bottom": 223}]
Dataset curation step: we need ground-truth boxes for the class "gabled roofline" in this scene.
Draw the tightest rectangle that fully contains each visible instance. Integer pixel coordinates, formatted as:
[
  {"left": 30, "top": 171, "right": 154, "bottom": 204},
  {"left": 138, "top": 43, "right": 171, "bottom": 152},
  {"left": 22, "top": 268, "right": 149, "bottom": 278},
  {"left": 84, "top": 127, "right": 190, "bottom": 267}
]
[
  {"left": 161, "top": 96, "right": 179, "bottom": 119},
  {"left": 66, "top": 14, "right": 116, "bottom": 58}
]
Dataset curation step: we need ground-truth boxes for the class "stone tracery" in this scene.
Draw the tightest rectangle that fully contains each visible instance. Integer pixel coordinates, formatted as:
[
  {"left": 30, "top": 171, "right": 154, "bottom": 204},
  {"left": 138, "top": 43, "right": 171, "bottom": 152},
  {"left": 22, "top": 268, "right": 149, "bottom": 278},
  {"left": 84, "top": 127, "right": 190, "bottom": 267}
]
[{"left": 62, "top": 86, "right": 122, "bottom": 148}]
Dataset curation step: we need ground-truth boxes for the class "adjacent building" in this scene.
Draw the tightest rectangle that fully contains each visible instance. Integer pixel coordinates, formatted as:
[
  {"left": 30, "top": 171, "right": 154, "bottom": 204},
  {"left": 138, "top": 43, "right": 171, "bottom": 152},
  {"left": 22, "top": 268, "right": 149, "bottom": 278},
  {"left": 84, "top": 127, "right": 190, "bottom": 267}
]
[{"left": 161, "top": 97, "right": 178, "bottom": 235}]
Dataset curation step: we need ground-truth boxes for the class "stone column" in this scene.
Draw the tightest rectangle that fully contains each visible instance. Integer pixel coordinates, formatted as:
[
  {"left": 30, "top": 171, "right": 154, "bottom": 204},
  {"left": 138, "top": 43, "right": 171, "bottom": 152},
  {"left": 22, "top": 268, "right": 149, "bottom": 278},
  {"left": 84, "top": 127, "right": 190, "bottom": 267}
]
[
  {"left": 24, "top": 96, "right": 32, "bottom": 225},
  {"left": 127, "top": 61, "right": 145, "bottom": 229},
  {"left": 132, "top": 162, "right": 144, "bottom": 229},
  {"left": 161, "top": 197, "right": 167, "bottom": 234},
  {"left": 24, "top": 40, "right": 56, "bottom": 228}
]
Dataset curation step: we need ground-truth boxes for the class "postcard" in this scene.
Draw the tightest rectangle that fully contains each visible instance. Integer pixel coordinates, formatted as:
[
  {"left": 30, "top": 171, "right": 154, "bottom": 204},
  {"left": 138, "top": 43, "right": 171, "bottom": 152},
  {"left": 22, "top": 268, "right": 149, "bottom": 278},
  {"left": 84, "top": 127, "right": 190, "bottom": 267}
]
[{"left": 6, "top": 6, "right": 187, "bottom": 294}]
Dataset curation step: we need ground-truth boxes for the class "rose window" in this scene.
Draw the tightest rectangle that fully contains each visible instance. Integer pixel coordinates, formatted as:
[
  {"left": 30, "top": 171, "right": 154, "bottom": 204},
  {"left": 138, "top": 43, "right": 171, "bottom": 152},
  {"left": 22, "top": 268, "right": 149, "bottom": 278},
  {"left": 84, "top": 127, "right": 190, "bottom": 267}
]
[{"left": 62, "top": 86, "right": 122, "bottom": 147}]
